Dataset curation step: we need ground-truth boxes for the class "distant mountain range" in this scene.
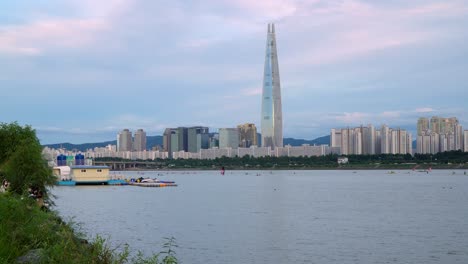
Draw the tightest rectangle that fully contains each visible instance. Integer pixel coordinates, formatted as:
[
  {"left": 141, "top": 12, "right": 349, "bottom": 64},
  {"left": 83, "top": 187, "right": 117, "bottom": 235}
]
[
  {"left": 43, "top": 135, "right": 330, "bottom": 152},
  {"left": 43, "top": 136, "right": 164, "bottom": 152},
  {"left": 283, "top": 135, "right": 330, "bottom": 146}
]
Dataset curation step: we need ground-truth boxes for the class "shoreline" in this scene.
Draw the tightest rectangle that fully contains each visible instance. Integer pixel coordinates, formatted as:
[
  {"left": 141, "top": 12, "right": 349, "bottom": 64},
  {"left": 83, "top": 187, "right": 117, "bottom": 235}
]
[{"left": 113, "top": 165, "right": 468, "bottom": 172}]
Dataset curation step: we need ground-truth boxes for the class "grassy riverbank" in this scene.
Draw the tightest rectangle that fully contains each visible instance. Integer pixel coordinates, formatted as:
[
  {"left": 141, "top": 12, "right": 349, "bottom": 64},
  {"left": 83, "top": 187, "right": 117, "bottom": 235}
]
[
  {"left": 1, "top": 193, "right": 111, "bottom": 263},
  {"left": 0, "top": 122, "right": 177, "bottom": 263},
  {"left": 0, "top": 193, "right": 177, "bottom": 264}
]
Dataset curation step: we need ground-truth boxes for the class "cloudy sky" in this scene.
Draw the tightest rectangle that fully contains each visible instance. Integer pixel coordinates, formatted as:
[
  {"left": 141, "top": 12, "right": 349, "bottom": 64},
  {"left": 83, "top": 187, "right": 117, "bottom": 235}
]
[{"left": 1, "top": 0, "right": 467, "bottom": 144}]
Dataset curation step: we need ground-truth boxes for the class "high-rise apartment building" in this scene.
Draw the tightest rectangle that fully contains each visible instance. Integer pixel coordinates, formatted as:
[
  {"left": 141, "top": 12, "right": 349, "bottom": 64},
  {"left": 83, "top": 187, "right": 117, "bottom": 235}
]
[
  {"left": 133, "top": 129, "right": 147, "bottom": 151},
  {"left": 417, "top": 117, "right": 429, "bottom": 136},
  {"left": 380, "top": 125, "right": 390, "bottom": 154},
  {"left": 165, "top": 126, "right": 209, "bottom": 157},
  {"left": 417, "top": 131, "right": 430, "bottom": 154},
  {"left": 187, "top": 126, "right": 209, "bottom": 153},
  {"left": 341, "top": 128, "right": 353, "bottom": 155},
  {"left": 464, "top": 130, "right": 468, "bottom": 152},
  {"left": 163, "top": 127, "right": 189, "bottom": 158},
  {"left": 390, "top": 129, "right": 408, "bottom": 154},
  {"left": 430, "top": 116, "right": 458, "bottom": 134},
  {"left": 261, "top": 23, "right": 283, "bottom": 149},
  {"left": 431, "top": 132, "right": 440, "bottom": 154},
  {"left": 209, "top": 133, "right": 219, "bottom": 148},
  {"left": 118, "top": 129, "right": 132, "bottom": 152},
  {"left": 177, "top": 127, "right": 188, "bottom": 152},
  {"left": 163, "top": 128, "right": 177, "bottom": 158},
  {"left": 353, "top": 127, "right": 362, "bottom": 155},
  {"left": 237, "top": 123, "right": 258, "bottom": 148},
  {"left": 331, "top": 125, "right": 411, "bottom": 155},
  {"left": 163, "top": 128, "right": 173, "bottom": 153},
  {"left": 363, "top": 124, "right": 375, "bottom": 155},
  {"left": 407, "top": 133, "right": 413, "bottom": 155},
  {"left": 416, "top": 116, "right": 463, "bottom": 154},
  {"left": 116, "top": 134, "right": 120, "bottom": 152},
  {"left": 219, "top": 128, "right": 240, "bottom": 149},
  {"left": 330, "top": 129, "right": 342, "bottom": 149},
  {"left": 455, "top": 124, "right": 463, "bottom": 151},
  {"left": 170, "top": 129, "right": 180, "bottom": 155},
  {"left": 375, "top": 130, "right": 382, "bottom": 154}
]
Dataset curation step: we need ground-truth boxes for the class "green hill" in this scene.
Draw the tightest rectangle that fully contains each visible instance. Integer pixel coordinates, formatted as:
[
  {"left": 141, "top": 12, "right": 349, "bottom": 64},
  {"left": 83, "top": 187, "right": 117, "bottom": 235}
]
[{"left": 284, "top": 135, "right": 330, "bottom": 146}]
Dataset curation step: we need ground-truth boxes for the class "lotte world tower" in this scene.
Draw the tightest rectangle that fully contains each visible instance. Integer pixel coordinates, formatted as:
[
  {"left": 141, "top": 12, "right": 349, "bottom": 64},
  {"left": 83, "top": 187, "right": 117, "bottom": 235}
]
[{"left": 261, "top": 23, "right": 283, "bottom": 149}]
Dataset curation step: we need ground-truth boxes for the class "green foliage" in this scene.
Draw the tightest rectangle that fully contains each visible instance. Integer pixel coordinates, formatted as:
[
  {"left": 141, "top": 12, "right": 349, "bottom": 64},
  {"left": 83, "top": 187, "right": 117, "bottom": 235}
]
[
  {"left": 160, "top": 237, "right": 178, "bottom": 264},
  {"left": 0, "top": 122, "right": 37, "bottom": 165},
  {"left": 2, "top": 138, "right": 53, "bottom": 197},
  {"left": 0, "top": 194, "right": 178, "bottom": 263},
  {"left": 0, "top": 122, "right": 54, "bottom": 198},
  {"left": 0, "top": 193, "right": 91, "bottom": 263}
]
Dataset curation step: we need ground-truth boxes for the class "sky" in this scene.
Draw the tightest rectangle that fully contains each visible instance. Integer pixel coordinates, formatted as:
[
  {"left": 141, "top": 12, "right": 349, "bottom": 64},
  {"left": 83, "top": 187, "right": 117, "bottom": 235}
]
[{"left": 1, "top": 0, "right": 467, "bottom": 144}]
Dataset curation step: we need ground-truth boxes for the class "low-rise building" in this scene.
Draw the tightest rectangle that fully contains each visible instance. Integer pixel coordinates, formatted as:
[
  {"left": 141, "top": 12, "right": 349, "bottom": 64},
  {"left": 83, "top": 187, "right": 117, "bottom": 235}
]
[{"left": 70, "top": 165, "right": 110, "bottom": 184}]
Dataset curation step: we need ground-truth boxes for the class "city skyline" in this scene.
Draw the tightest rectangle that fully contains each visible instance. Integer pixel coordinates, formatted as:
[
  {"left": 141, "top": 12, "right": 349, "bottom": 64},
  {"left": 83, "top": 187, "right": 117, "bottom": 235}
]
[
  {"left": 1, "top": 1, "right": 467, "bottom": 144},
  {"left": 42, "top": 115, "right": 467, "bottom": 162}
]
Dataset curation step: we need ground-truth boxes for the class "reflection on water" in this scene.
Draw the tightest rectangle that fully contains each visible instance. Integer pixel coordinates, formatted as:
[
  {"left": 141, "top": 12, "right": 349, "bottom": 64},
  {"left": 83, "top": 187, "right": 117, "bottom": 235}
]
[{"left": 52, "top": 170, "right": 468, "bottom": 264}]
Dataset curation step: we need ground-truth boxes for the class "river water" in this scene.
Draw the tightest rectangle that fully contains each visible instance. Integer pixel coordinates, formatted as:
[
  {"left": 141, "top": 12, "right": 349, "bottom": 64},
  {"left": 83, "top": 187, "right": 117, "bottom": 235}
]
[{"left": 52, "top": 170, "right": 468, "bottom": 264}]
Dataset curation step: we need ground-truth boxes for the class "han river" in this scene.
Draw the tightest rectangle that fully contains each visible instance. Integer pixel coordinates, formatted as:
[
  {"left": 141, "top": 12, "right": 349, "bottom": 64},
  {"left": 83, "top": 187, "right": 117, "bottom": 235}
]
[{"left": 52, "top": 170, "right": 468, "bottom": 263}]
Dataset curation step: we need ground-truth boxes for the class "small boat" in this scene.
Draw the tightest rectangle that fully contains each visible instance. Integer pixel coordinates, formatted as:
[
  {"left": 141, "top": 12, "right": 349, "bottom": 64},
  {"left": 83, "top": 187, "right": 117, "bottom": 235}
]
[
  {"left": 141, "top": 178, "right": 158, "bottom": 183},
  {"left": 138, "top": 178, "right": 175, "bottom": 184},
  {"left": 128, "top": 177, "right": 177, "bottom": 186}
]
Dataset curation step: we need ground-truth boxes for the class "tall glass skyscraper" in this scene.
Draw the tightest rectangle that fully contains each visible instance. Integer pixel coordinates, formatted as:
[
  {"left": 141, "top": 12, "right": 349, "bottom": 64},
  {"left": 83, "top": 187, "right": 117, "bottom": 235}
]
[{"left": 261, "top": 23, "right": 283, "bottom": 149}]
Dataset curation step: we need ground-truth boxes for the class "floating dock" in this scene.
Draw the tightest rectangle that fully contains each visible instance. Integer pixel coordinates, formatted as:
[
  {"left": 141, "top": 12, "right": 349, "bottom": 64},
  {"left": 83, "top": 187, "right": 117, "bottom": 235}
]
[
  {"left": 128, "top": 182, "right": 178, "bottom": 187},
  {"left": 107, "top": 179, "right": 128, "bottom": 185},
  {"left": 56, "top": 181, "right": 76, "bottom": 186},
  {"left": 55, "top": 178, "right": 177, "bottom": 187}
]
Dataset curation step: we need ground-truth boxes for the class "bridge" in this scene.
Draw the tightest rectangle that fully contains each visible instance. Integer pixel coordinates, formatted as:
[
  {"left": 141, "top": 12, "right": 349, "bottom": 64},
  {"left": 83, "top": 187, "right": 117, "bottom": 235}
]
[{"left": 94, "top": 161, "right": 160, "bottom": 170}]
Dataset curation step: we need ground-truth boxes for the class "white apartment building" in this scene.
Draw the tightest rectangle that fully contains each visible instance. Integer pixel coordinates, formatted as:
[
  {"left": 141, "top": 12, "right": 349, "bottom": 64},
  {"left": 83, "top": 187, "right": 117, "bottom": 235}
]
[
  {"left": 331, "top": 125, "right": 412, "bottom": 155},
  {"left": 416, "top": 116, "right": 464, "bottom": 154}
]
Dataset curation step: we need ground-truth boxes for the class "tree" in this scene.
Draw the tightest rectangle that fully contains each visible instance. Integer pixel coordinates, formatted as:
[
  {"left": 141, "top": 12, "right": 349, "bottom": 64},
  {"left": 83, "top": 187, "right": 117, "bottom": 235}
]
[
  {"left": 0, "top": 122, "right": 54, "bottom": 198},
  {"left": 0, "top": 122, "right": 37, "bottom": 164}
]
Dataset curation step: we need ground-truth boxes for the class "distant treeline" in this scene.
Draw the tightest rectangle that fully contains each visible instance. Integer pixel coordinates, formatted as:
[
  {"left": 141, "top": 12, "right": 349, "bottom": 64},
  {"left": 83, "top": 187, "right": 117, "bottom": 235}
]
[{"left": 95, "top": 150, "right": 468, "bottom": 170}]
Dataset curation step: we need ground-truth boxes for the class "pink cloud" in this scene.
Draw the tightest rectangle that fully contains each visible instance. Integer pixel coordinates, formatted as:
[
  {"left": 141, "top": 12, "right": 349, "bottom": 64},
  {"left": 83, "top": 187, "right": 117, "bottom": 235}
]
[
  {"left": 230, "top": 0, "right": 299, "bottom": 20},
  {"left": 404, "top": 2, "right": 468, "bottom": 16},
  {"left": 0, "top": 18, "right": 108, "bottom": 55},
  {"left": 178, "top": 37, "right": 223, "bottom": 49},
  {"left": 0, "top": 0, "right": 133, "bottom": 56},
  {"left": 282, "top": 0, "right": 463, "bottom": 67}
]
